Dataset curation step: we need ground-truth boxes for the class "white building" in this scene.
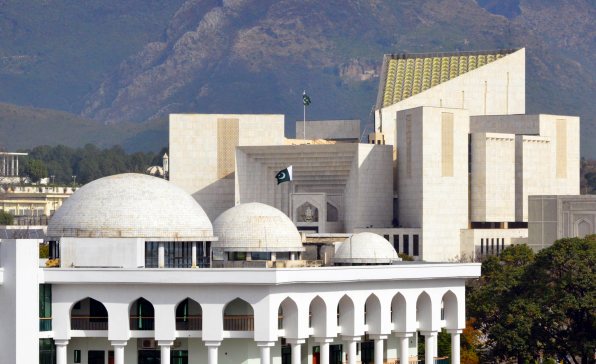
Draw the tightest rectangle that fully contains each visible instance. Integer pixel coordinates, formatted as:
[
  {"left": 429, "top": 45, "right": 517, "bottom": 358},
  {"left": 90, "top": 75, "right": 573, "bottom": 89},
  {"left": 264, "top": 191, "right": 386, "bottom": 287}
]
[{"left": 0, "top": 173, "right": 480, "bottom": 364}]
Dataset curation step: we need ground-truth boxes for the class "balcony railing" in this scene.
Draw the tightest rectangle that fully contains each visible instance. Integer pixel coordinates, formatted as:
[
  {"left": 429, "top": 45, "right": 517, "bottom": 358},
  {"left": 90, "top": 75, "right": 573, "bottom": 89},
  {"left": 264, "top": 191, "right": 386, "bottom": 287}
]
[
  {"left": 129, "top": 317, "right": 155, "bottom": 331},
  {"left": 223, "top": 315, "right": 254, "bottom": 331},
  {"left": 39, "top": 318, "right": 52, "bottom": 331},
  {"left": 71, "top": 317, "right": 108, "bottom": 330},
  {"left": 176, "top": 316, "right": 202, "bottom": 331}
]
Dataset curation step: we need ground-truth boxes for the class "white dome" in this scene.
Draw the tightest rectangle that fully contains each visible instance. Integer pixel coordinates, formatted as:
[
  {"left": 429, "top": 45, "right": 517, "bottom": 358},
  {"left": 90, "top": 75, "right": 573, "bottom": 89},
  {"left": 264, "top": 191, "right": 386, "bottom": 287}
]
[
  {"left": 48, "top": 173, "right": 213, "bottom": 238},
  {"left": 334, "top": 232, "right": 399, "bottom": 264},
  {"left": 146, "top": 166, "right": 164, "bottom": 176},
  {"left": 212, "top": 203, "right": 304, "bottom": 252}
]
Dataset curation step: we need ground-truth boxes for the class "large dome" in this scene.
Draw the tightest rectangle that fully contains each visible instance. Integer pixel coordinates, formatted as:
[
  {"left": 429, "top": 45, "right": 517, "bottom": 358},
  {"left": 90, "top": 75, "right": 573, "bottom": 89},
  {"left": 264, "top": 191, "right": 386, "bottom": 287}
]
[
  {"left": 47, "top": 173, "right": 213, "bottom": 238},
  {"left": 212, "top": 203, "right": 304, "bottom": 252},
  {"left": 334, "top": 232, "right": 399, "bottom": 264}
]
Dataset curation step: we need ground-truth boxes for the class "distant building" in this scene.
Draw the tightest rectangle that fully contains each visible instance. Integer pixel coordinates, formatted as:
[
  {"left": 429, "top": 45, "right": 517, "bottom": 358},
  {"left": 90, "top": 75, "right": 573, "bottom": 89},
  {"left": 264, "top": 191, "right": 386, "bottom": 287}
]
[{"left": 0, "top": 186, "right": 74, "bottom": 222}]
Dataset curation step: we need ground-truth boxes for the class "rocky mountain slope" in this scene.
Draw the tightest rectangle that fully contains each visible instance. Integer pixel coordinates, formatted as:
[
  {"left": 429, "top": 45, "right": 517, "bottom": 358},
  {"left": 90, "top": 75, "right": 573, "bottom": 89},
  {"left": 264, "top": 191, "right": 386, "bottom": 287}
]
[{"left": 1, "top": 0, "right": 596, "bottom": 156}]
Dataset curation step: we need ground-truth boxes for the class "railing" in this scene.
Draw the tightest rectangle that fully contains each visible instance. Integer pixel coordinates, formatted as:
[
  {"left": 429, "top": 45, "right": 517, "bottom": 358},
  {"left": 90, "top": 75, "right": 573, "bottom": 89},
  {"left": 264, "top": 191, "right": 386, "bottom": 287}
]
[
  {"left": 71, "top": 317, "right": 108, "bottom": 330},
  {"left": 223, "top": 315, "right": 254, "bottom": 331},
  {"left": 39, "top": 318, "right": 52, "bottom": 331},
  {"left": 129, "top": 317, "right": 155, "bottom": 331},
  {"left": 176, "top": 316, "right": 202, "bottom": 331}
]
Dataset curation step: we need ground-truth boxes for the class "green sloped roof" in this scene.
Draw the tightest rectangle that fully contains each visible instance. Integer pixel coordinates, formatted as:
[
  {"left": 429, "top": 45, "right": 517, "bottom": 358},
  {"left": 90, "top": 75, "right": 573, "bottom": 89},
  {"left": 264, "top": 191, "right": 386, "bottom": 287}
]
[{"left": 376, "top": 49, "right": 519, "bottom": 109}]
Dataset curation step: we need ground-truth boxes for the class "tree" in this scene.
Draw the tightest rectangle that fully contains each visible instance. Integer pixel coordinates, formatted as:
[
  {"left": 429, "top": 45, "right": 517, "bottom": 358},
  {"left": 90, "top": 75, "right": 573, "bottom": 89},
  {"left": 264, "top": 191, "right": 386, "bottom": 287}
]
[
  {"left": 398, "top": 253, "right": 414, "bottom": 261},
  {"left": 24, "top": 159, "right": 48, "bottom": 182},
  {"left": 461, "top": 319, "right": 481, "bottom": 364},
  {"left": 0, "top": 210, "right": 14, "bottom": 225}
]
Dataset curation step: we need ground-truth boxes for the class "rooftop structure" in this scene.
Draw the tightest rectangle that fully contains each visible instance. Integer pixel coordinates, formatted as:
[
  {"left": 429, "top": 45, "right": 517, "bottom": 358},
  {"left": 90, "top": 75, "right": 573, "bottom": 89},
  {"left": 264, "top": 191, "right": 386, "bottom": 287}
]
[
  {"left": 0, "top": 151, "right": 27, "bottom": 177},
  {"left": 334, "top": 232, "right": 399, "bottom": 265}
]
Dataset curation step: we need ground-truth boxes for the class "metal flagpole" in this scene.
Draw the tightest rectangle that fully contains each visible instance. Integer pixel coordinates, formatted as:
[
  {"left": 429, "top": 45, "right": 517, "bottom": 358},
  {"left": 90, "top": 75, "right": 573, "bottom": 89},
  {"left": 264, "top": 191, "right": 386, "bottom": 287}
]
[{"left": 303, "top": 97, "right": 306, "bottom": 144}]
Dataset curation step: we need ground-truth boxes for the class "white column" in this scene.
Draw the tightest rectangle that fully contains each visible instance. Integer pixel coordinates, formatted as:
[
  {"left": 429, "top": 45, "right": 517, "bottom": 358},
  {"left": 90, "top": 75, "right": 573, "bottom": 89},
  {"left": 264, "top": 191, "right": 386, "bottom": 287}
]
[
  {"left": 15, "top": 156, "right": 18, "bottom": 176},
  {"left": 290, "top": 252, "right": 296, "bottom": 261},
  {"left": 291, "top": 343, "right": 301, "bottom": 364},
  {"left": 447, "top": 330, "right": 462, "bottom": 364},
  {"left": 205, "top": 341, "right": 221, "bottom": 364},
  {"left": 369, "top": 335, "right": 387, "bottom": 364},
  {"left": 422, "top": 332, "right": 437, "bottom": 364},
  {"left": 55, "top": 340, "right": 68, "bottom": 364},
  {"left": 158, "top": 242, "right": 165, "bottom": 268},
  {"left": 343, "top": 336, "right": 360, "bottom": 364},
  {"left": 192, "top": 242, "right": 197, "bottom": 268},
  {"left": 257, "top": 341, "right": 275, "bottom": 364},
  {"left": 315, "top": 338, "right": 334, "bottom": 364},
  {"left": 111, "top": 341, "right": 127, "bottom": 364},
  {"left": 398, "top": 336, "right": 410, "bottom": 364},
  {"left": 11, "top": 155, "right": 14, "bottom": 176},
  {"left": 159, "top": 341, "right": 173, "bottom": 364}
]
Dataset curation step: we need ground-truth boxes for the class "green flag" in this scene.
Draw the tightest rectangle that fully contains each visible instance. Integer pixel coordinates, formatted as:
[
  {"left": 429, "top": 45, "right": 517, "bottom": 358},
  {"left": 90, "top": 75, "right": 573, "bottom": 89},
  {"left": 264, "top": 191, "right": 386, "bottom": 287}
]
[
  {"left": 275, "top": 166, "right": 293, "bottom": 185},
  {"left": 303, "top": 91, "right": 311, "bottom": 106}
]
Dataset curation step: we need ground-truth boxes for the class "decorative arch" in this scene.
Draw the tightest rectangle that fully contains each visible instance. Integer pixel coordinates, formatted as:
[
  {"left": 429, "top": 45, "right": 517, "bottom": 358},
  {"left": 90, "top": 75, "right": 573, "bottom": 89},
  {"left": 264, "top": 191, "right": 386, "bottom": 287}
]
[
  {"left": 338, "top": 294, "right": 355, "bottom": 335},
  {"left": 223, "top": 298, "right": 254, "bottom": 331},
  {"left": 70, "top": 297, "right": 108, "bottom": 330},
  {"left": 575, "top": 217, "right": 593, "bottom": 238},
  {"left": 441, "top": 290, "right": 458, "bottom": 330},
  {"left": 416, "top": 291, "right": 433, "bottom": 331},
  {"left": 309, "top": 296, "right": 327, "bottom": 337},
  {"left": 296, "top": 201, "right": 320, "bottom": 223},
  {"left": 129, "top": 297, "right": 155, "bottom": 331},
  {"left": 279, "top": 297, "right": 299, "bottom": 338},
  {"left": 365, "top": 294, "right": 382, "bottom": 334},
  {"left": 175, "top": 298, "right": 202, "bottom": 330},
  {"left": 391, "top": 292, "right": 407, "bottom": 330}
]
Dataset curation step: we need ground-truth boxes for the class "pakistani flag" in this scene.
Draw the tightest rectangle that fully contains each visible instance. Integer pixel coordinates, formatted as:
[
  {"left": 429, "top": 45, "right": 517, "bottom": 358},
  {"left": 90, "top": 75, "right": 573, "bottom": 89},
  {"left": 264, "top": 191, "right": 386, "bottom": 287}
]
[
  {"left": 275, "top": 166, "right": 293, "bottom": 185},
  {"left": 303, "top": 91, "right": 311, "bottom": 106}
]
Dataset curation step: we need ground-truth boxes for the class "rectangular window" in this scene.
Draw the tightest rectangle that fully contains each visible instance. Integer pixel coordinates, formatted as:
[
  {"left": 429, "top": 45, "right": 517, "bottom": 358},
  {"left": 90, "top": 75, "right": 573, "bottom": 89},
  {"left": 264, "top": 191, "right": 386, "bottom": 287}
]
[
  {"left": 39, "top": 339, "right": 56, "bottom": 364},
  {"left": 251, "top": 252, "right": 271, "bottom": 261},
  {"left": 165, "top": 242, "right": 193, "bottom": 268},
  {"left": 383, "top": 235, "right": 390, "bottom": 242},
  {"left": 49, "top": 241, "right": 60, "bottom": 260},
  {"left": 228, "top": 252, "right": 247, "bottom": 261},
  {"left": 393, "top": 235, "right": 399, "bottom": 253},
  {"left": 502, "top": 238, "right": 505, "bottom": 251},
  {"left": 403, "top": 235, "right": 410, "bottom": 256},
  {"left": 491, "top": 238, "right": 494, "bottom": 253},
  {"left": 413, "top": 235, "right": 419, "bottom": 256},
  {"left": 497, "top": 238, "right": 500, "bottom": 254},
  {"left": 39, "top": 284, "right": 52, "bottom": 331},
  {"left": 277, "top": 252, "right": 290, "bottom": 261},
  {"left": 481, "top": 238, "right": 484, "bottom": 254},
  {"left": 145, "top": 241, "right": 158, "bottom": 268},
  {"left": 74, "top": 350, "right": 81, "bottom": 363},
  {"left": 172, "top": 350, "right": 189, "bottom": 364}
]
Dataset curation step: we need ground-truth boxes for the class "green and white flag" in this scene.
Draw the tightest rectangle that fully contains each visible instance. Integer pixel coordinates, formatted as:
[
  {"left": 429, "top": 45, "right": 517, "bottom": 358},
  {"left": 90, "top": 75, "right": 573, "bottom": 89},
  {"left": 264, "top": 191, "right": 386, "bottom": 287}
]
[
  {"left": 275, "top": 166, "right": 293, "bottom": 185},
  {"left": 303, "top": 91, "right": 311, "bottom": 106}
]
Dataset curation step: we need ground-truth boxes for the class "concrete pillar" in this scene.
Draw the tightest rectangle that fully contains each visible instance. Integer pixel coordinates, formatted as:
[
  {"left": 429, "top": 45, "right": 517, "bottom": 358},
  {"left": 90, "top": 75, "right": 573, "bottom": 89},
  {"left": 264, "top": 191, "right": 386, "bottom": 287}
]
[
  {"left": 343, "top": 336, "right": 361, "bottom": 364},
  {"left": 316, "top": 338, "right": 334, "bottom": 364},
  {"left": 447, "top": 330, "right": 462, "bottom": 364},
  {"left": 287, "top": 339, "right": 305, "bottom": 364},
  {"left": 205, "top": 341, "right": 220, "bottom": 364},
  {"left": 159, "top": 341, "right": 173, "bottom": 364},
  {"left": 257, "top": 342, "right": 275, "bottom": 364},
  {"left": 290, "top": 252, "right": 295, "bottom": 261},
  {"left": 158, "top": 242, "right": 165, "bottom": 268},
  {"left": 16, "top": 156, "right": 18, "bottom": 176},
  {"left": 398, "top": 336, "right": 410, "bottom": 364},
  {"left": 55, "top": 340, "right": 68, "bottom": 364},
  {"left": 422, "top": 332, "right": 437, "bottom": 364},
  {"left": 369, "top": 335, "right": 387, "bottom": 364},
  {"left": 111, "top": 341, "right": 127, "bottom": 364},
  {"left": 11, "top": 155, "right": 14, "bottom": 176},
  {"left": 192, "top": 242, "right": 197, "bottom": 268}
]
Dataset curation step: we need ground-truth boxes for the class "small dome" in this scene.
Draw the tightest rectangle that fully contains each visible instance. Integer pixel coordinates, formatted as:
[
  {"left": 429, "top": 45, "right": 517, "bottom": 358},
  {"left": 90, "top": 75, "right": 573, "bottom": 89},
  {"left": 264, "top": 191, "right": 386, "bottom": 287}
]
[
  {"left": 334, "top": 232, "right": 398, "bottom": 264},
  {"left": 213, "top": 203, "right": 304, "bottom": 252},
  {"left": 146, "top": 166, "right": 164, "bottom": 176},
  {"left": 48, "top": 173, "right": 213, "bottom": 238}
]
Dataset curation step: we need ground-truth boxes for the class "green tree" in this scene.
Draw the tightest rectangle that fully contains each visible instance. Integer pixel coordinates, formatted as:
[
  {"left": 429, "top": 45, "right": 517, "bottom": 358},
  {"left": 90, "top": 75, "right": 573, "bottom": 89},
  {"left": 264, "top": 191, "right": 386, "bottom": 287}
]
[
  {"left": 24, "top": 159, "right": 48, "bottom": 182},
  {"left": 39, "top": 244, "right": 49, "bottom": 258},
  {"left": 0, "top": 210, "right": 14, "bottom": 225},
  {"left": 398, "top": 253, "right": 414, "bottom": 261}
]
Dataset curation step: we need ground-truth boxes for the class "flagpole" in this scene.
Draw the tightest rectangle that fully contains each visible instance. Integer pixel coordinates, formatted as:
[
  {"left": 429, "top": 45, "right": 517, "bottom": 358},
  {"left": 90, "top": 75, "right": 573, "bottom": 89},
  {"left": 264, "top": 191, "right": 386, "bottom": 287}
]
[{"left": 303, "top": 100, "right": 306, "bottom": 144}]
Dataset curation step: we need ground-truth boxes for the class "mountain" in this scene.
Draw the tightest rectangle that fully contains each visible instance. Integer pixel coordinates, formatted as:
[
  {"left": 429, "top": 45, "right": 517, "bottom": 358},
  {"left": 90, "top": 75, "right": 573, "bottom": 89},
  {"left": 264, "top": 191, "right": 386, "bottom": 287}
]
[
  {"left": 2, "top": 0, "right": 596, "bottom": 157},
  {"left": 0, "top": 103, "right": 167, "bottom": 152}
]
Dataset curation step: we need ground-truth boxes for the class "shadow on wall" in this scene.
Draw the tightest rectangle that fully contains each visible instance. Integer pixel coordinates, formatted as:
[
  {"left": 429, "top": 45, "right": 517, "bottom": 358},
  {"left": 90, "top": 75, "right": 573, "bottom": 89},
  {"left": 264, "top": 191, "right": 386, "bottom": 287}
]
[{"left": 190, "top": 172, "right": 235, "bottom": 222}]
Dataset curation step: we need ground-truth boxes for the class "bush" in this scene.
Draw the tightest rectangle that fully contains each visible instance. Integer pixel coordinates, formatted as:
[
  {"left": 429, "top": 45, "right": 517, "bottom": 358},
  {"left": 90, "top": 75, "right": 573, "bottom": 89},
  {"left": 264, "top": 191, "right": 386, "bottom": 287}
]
[
  {"left": 39, "top": 244, "right": 49, "bottom": 258},
  {"left": 24, "top": 159, "right": 48, "bottom": 183},
  {"left": 398, "top": 253, "right": 414, "bottom": 261},
  {"left": 0, "top": 210, "right": 14, "bottom": 225}
]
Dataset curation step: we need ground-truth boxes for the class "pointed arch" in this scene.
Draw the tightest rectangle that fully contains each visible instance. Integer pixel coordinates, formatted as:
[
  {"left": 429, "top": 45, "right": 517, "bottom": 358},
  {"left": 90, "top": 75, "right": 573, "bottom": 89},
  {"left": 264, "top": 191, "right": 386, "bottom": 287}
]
[
  {"left": 129, "top": 297, "right": 155, "bottom": 331},
  {"left": 575, "top": 218, "right": 593, "bottom": 238},
  {"left": 365, "top": 294, "right": 382, "bottom": 334},
  {"left": 391, "top": 292, "right": 407, "bottom": 330},
  {"left": 441, "top": 290, "right": 458, "bottom": 330},
  {"left": 338, "top": 294, "right": 355, "bottom": 335},
  {"left": 70, "top": 297, "right": 108, "bottom": 330},
  {"left": 175, "top": 297, "right": 202, "bottom": 331},
  {"left": 416, "top": 291, "right": 433, "bottom": 331},
  {"left": 279, "top": 297, "right": 299, "bottom": 338},
  {"left": 309, "top": 295, "right": 327, "bottom": 337},
  {"left": 223, "top": 297, "right": 254, "bottom": 331}
]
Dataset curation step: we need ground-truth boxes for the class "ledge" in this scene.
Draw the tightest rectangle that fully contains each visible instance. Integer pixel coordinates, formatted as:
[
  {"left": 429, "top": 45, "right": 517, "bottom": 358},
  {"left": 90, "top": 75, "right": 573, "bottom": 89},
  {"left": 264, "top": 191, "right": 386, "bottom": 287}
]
[{"left": 41, "top": 263, "right": 480, "bottom": 285}]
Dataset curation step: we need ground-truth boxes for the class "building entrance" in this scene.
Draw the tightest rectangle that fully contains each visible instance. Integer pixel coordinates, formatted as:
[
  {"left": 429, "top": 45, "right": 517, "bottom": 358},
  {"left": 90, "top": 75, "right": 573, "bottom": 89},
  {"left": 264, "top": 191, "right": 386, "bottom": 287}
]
[
  {"left": 312, "top": 346, "right": 320, "bottom": 364},
  {"left": 361, "top": 341, "right": 374, "bottom": 364},
  {"left": 330, "top": 344, "right": 342, "bottom": 364},
  {"left": 88, "top": 351, "right": 105, "bottom": 364}
]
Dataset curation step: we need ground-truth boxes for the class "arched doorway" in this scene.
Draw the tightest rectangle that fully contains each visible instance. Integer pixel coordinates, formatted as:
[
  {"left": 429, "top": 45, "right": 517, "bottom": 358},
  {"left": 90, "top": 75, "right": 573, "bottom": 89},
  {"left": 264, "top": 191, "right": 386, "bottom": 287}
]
[
  {"left": 70, "top": 297, "right": 108, "bottom": 330},
  {"left": 176, "top": 298, "right": 202, "bottom": 330},
  {"left": 130, "top": 297, "right": 155, "bottom": 330}
]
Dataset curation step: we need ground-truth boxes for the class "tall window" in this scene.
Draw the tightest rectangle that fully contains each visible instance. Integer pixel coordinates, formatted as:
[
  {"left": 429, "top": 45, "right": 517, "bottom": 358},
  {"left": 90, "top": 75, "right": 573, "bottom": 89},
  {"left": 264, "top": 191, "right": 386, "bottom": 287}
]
[
  {"left": 39, "top": 339, "right": 56, "bottom": 364},
  {"left": 49, "top": 241, "right": 60, "bottom": 260},
  {"left": 413, "top": 235, "right": 419, "bottom": 257},
  {"left": 39, "top": 284, "right": 52, "bottom": 331},
  {"left": 197, "top": 242, "right": 211, "bottom": 268},
  {"left": 403, "top": 235, "right": 410, "bottom": 256},
  {"left": 481, "top": 239, "right": 484, "bottom": 254},
  {"left": 393, "top": 235, "right": 399, "bottom": 253},
  {"left": 145, "top": 242, "right": 158, "bottom": 268},
  {"left": 383, "top": 235, "right": 390, "bottom": 242},
  {"left": 165, "top": 242, "right": 192, "bottom": 268}
]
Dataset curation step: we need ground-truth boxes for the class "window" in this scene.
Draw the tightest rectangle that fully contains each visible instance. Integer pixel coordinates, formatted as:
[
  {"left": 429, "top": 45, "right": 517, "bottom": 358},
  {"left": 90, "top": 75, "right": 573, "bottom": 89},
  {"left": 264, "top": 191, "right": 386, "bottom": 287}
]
[
  {"left": 502, "top": 238, "right": 505, "bottom": 251},
  {"left": 165, "top": 242, "right": 192, "bottom": 268},
  {"left": 277, "top": 252, "right": 290, "bottom": 261},
  {"left": 145, "top": 242, "right": 158, "bottom": 268},
  {"left": 481, "top": 239, "right": 484, "bottom": 254},
  {"left": 251, "top": 252, "right": 271, "bottom": 260},
  {"left": 197, "top": 242, "right": 211, "bottom": 268},
  {"left": 49, "top": 241, "right": 60, "bottom": 260},
  {"left": 413, "top": 235, "right": 419, "bottom": 256},
  {"left": 491, "top": 238, "right": 494, "bottom": 254},
  {"left": 74, "top": 350, "right": 81, "bottom": 363},
  {"left": 228, "top": 252, "right": 247, "bottom": 261},
  {"left": 403, "top": 235, "right": 410, "bottom": 256},
  {"left": 383, "top": 235, "right": 390, "bottom": 242},
  {"left": 393, "top": 235, "right": 399, "bottom": 253},
  {"left": 172, "top": 350, "right": 189, "bottom": 364},
  {"left": 39, "top": 284, "right": 51, "bottom": 331},
  {"left": 39, "top": 339, "right": 56, "bottom": 364},
  {"left": 88, "top": 351, "right": 105, "bottom": 364}
]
